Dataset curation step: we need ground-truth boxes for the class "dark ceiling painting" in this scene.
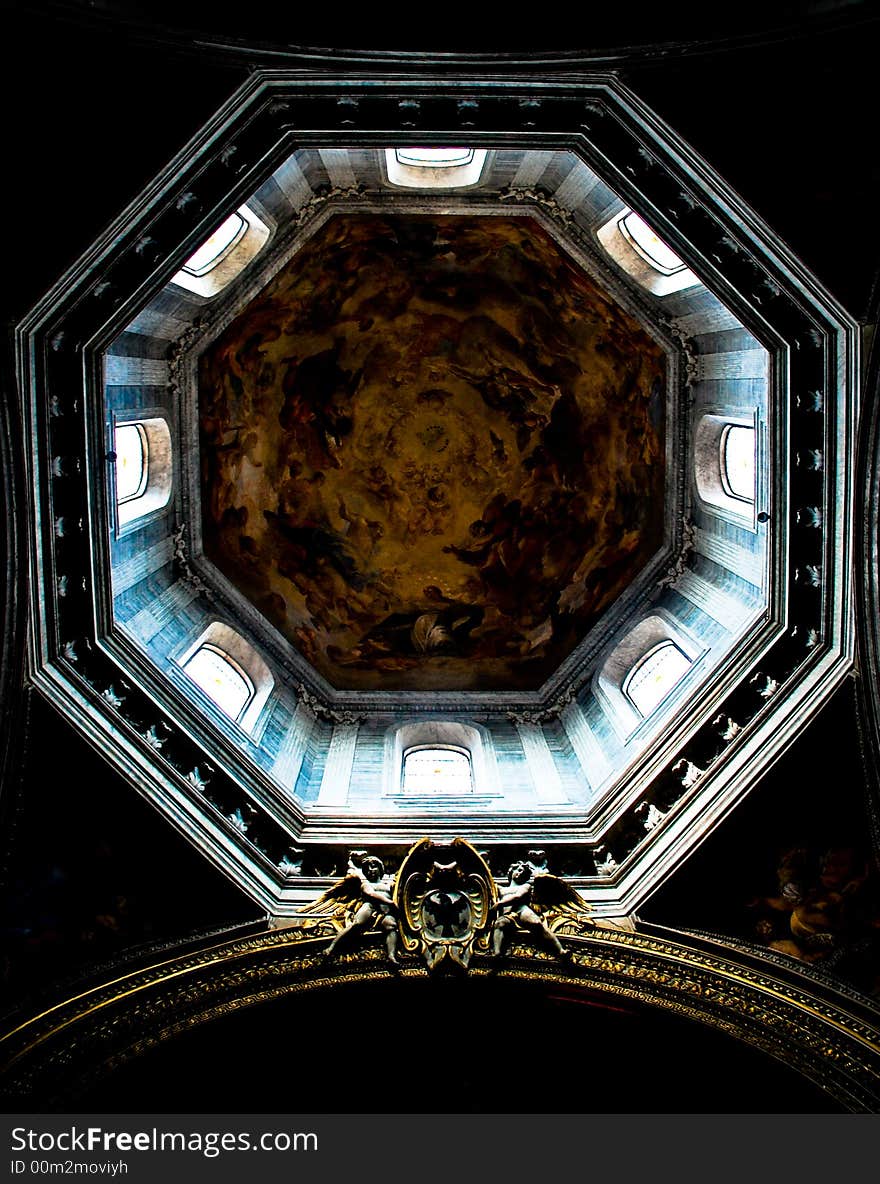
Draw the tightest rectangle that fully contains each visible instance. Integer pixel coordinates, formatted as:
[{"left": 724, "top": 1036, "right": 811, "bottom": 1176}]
[{"left": 199, "top": 213, "right": 667, "bottom": 690}]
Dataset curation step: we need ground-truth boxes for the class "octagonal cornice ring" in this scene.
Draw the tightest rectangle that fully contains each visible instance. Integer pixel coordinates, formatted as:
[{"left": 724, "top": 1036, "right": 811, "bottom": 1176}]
[{"left": 15, "top": 67, "right": 858, "bottom": 917}]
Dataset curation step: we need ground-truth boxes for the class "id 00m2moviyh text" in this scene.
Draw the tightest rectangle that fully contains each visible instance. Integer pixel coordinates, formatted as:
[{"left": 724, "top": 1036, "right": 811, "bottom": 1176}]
[{"left": 10, "top": 1126, "right": 319, "bottom": 1164}]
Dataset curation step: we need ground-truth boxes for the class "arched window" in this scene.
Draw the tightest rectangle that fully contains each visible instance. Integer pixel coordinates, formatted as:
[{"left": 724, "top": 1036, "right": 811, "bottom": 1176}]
[
  {"left": 170, "top": 203, "right": 271, "bottom": 298},
  {"left": 597, "top": 207, "right": 700, "bottom": 295},
  {"left": 396, "top": 147, "right": 476, "bottom": 168},
  {"left": 595, "top": 613, "right": 701, "bottom": 738},
  {"left": 384, "top": 720, "right": 499, "bottom": 799},
  {"left": 619, "top": 210, "right": 688, "bottom": 275},
  {"left": 176, "top": 622, "right": 274, "bottom": 734},
  {"left": 180, "top": 211, "right": 247, "bottom": 277},
  {"left": 623, "top": 640, "right": 692, "bottom": 717},
  {"left": 694, "top": 414, "right": 759, "bottom": 524},
  {"left": 384, "top": 147, "right": 488, "bottom": 189},
  {"left": 720, "top": 424, "right": 756, "bottom": 503},
  {"left": 113, "top": 416, "right": 172, "bottom": 529},
  {"left": 114, "top": 422, "right": 148, "bottom": 503},
  {"left": 182, "top": 644, "right": 254, "bottom": 722},
  {"left": 402, "top": 745, "right": 474, "bottom": 793}
]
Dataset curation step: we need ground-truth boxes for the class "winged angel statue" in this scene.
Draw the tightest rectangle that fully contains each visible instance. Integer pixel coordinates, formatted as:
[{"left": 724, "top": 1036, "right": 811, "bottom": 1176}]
[
  {"left": 490, "top": 859, "right": 595, "bottom": 959},
  {"left": 296, "top": 851, "right": 402, "bottom": 965}
]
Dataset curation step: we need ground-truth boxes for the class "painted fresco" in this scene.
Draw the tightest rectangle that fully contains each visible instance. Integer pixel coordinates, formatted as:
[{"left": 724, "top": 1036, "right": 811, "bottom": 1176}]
[{"left": 198, "top": 214, "right": 667, "bottom": 691}]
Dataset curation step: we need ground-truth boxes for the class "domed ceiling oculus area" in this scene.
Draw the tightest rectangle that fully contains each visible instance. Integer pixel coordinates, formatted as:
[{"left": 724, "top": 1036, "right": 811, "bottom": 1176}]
[{"left": 199, "top": 212, "right": 666, "bottom": 691}]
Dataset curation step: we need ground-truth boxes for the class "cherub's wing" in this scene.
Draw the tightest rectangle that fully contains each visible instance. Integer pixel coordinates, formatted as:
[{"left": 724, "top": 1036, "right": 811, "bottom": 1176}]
[
  {"left": 297, "top": 873, "right": 365, "bottom": 916},
  {"left": 529, "top": 873, "right": 593, "bottom": 914},
  {"left": 529, "top": 873, "right": 595, "bottom": 937}
]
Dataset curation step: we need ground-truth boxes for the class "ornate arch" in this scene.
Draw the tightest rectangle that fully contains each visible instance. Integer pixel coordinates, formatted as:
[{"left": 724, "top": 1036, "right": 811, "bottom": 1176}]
[{"left": 2, "top": 924, "right": 878, "bottom": 1111}]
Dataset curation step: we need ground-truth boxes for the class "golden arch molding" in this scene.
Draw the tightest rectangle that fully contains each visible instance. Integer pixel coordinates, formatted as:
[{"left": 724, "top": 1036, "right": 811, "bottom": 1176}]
[{"left": 2, "top": 925, "right": 878, "bottom": 1111}]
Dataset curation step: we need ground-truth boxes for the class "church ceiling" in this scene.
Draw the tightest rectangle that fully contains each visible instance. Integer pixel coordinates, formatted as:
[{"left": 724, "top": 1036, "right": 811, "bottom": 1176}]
[
  {"left": 14, "top": 70, "right": 858, "bottom": 918},
  {"left": 198, "top": 213, "right": 666, "bottom": 691}
]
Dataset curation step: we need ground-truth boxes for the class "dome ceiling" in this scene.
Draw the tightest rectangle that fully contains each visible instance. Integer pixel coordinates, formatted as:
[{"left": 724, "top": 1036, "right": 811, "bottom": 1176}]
[
  {"left": 198, "top": 212, "right": 666, "bottom": 691},
  {"left": 15, "top": 71, "right": 857, "bottom": 917}
]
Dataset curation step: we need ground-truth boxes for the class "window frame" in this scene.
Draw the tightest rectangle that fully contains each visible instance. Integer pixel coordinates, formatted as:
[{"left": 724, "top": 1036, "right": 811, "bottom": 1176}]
[
  {"left": 622, "top": 638, "right": 693, "bottom": 719},
  {"left": 597, "top": 205, "right": 701, "bottom": 296},
  {"left": 719, "top": 422, "right": 757, "bottom": 504},
  {"left": 383, "top": 147, "right": 489, "bottom": 190},
  {"left": 180, "top": 210, "right": 249, "bottom": 278},
  {"left": 174, "top": 621, "right": 275, "bottom": 737},
  {"left": 383, "top": 720, "right": 502, "bottom": 801},
  {"left": 114, "top": 421, "right": 150, "bottom": 504},
  {"left": 694, "top": 411, "right": 761, "bottom": 529},
  {"left": 401, "top": 743, "right": 475, "bottom": 794},
  {"left": 110, "top": 413, "right": 173, "bottom": 534},
  {"left": 595, "top": 612, "right": 703, "bottom": 740},
  {"left": 169, "top": 203, "right": 272, "bottom": 299},
  {"left": 181, "top": 642, "right": 256, "bottom": 724},
  {"left": 395, "top": 147, "right": 476, "bottom": 169}
]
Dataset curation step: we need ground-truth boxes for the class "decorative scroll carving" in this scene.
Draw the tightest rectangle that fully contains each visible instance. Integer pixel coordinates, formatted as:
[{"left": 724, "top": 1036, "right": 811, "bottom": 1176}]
[
  {"left": 228, "top": 804, "right": 258, "bottom": 834},
  {"left": 142, "top": 722, "right": 172, "bottom": 751},
  {"left": 168, "top": 319, "right": 205, "bottom": 390},
  {"left": 593, "top": 845, "right": 618, "bottom": 876},
  {"left": 288, "top": 183, "right": 365, "bottom": 236},
  {"left": 672, "top": 757, "right": 704, "bottom": 789},
  {"left": 635, "top": 801, "right": 665, "bottom": 832},
  {"left": 749, "top": 671, "right": 780, "bottom": 700},
  {"left": 296, "top": 684, "right": 364, "bottom": 725},
  {"left": 658, "top": 518, "right": 697, "bottom": 589},
  {"left": 186, "top": 763, "right": 214, "bottom": 793},
  {"left": 171, "top": 523, "right": 209, "bottom": 594},
  {"left": 397, "top": 838, "right": 494, "bottom": 970},
  {"left": 506, "top": 686, "right": 577, "bottom": 725},
  {"left": 712, "top": 713, "right": 741, "bottom": 743},
  {"left": 100, "top": 683, "right": 129, "bottom": 710},
  {"left": 278, "top": 847, "right": 305, "bottom": 876},
  {"left": 498, "top": 185, "right": 574, "bottom": 227},
  {"left": 663, "top": 317, "right": 700, "bottom": 386}
]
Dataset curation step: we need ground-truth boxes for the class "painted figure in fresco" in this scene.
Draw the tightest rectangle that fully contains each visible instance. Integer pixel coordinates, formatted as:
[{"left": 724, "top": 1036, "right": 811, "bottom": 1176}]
[
  {"left": 320, "top": 855, "right": 401, "bottom": 965},
  {"left": 359, "top": 602, "right": 485, "bottom": 661},
  {"left": 748, "top": 844, "right": 880, "bottom": 976},
  {"left": 490, "top": 861, "right": 572, "bottom": 959}
]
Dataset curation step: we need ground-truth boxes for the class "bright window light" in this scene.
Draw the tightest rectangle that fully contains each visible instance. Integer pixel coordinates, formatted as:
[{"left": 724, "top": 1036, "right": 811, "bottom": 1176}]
[
  {"left": 183, "top": 644, "right": 254, "bottom": 721},
  {"left": 620, "top": 211, "right": 686, "bottom": 275},
  {"left": 395, "top": 147, "right": 476, "bottom": 168},
  {"left": 721, "top": 424, "right": 756, "bottom": 502},
  {"left": 114, "top": 423, "right": 148, "bottom": 503},
  {"left": 384, "top": 148, "right": 488, "bottom": 189},
  {"left": 182, "top": 212, "right": 248, "bottom": 277},
  {"left": 402, "top": 746, "right": 473, "bottom": 793},
  {"left": 624, "top": 641, "right": 691, "bottom": 717}
]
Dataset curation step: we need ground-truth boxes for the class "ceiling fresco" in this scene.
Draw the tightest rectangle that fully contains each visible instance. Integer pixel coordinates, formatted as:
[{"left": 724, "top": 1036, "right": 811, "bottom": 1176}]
[{"left": 198, "top": 213, "right": 667, "bottom": 691}]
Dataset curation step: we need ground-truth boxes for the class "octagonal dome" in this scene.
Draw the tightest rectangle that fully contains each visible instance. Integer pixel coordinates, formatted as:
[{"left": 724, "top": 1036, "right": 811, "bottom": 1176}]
[
  {"left": 16, "top": 73, "right": 856, "bottom": 920},
  {"left": 198, "top": 211, "right": 667, "bottom": 692}
]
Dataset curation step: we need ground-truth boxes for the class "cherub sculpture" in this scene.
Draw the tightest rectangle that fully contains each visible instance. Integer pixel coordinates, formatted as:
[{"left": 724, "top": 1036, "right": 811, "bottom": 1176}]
[
  {"left": 490, "top": 860, "right": 592, "bottom": 959},
  {"left": 299, "top": 853, "right": 401, "bottom": 965}
]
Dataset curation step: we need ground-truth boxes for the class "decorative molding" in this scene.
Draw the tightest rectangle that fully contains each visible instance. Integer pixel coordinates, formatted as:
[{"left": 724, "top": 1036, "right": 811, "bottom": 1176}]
[
  {"left": 2, "top": 921, "right": 877, "bottom": 1112},
  {"left": 498, "top": 183, "right": 574, "bottom": 226},
  {"left": 171, "top": 523, "right": 209, "bottom": 594},
  {"left": 297, "top": 684, "right": 364, "bottom": 726},
  {"left": 506, "top": 685, "right": 577, "bottom": 726},
  {"left": 657, "top": 518, "right": 697, "bottom": 590}
]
